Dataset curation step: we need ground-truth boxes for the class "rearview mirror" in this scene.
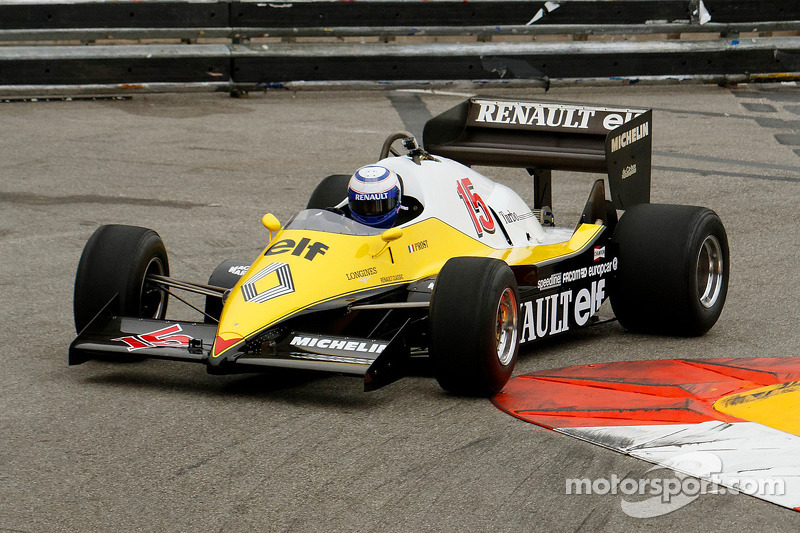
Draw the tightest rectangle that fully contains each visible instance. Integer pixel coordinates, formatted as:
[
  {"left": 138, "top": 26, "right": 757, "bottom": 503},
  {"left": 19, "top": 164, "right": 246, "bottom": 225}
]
[
  {"left": 261, "top": 213, "right": 281, "bottom": 232},
  {"left": 262, "top": 213, "right": 281, "bottom": 243},
  {"left": 380, "top": 228, "right": 403, "bottom": 242}
]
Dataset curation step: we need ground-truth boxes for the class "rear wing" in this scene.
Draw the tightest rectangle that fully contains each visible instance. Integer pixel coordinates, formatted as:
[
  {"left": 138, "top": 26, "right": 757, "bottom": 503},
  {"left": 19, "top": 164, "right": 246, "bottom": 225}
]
[{"left": 422, "top": 98, "right": 652, "bottom": 210}]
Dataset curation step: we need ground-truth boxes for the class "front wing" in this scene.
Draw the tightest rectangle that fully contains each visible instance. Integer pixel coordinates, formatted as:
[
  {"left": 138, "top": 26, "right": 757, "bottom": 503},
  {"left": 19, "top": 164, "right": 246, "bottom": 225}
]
[{"left": 69, "top": 297, "right": 408, "bottom": 391}]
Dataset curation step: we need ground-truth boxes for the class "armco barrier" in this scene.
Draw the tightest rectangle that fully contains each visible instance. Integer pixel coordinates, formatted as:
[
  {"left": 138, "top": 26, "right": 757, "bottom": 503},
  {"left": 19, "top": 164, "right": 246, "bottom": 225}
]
[{"left": 0, "top": 0, "right": 799, "bottom": 94}]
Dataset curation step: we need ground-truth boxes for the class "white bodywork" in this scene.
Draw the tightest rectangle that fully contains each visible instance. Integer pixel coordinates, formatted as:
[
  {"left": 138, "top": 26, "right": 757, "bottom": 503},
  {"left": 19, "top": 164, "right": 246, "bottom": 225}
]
[{"left": 378, "top": 155, "right": 570, "bottom": 248}]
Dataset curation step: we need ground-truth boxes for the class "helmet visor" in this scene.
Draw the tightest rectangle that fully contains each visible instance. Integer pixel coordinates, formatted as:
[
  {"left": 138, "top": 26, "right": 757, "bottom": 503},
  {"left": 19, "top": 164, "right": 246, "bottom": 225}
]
[{"left": 350, "top": 195, "right": 399, "bottom": 217}]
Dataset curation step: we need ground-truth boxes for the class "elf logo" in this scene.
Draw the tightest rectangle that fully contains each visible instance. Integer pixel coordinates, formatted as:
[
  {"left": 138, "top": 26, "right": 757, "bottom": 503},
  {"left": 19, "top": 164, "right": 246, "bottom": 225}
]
[{"left": 265, "top": 238, "right": 329, "bottom": 261}]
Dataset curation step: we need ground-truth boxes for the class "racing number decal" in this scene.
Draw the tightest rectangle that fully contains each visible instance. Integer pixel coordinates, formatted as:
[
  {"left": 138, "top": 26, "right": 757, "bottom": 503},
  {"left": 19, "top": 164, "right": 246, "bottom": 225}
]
[
  {"left": 456, "top": 178, "right": 495, "bottom": 237},
  {"left": 113, "top": 324, "right": 192, "bottom": 351}
]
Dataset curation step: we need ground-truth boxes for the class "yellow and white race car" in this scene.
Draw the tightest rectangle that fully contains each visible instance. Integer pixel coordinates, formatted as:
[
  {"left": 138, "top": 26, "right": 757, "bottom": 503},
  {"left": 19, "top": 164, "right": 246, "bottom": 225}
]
[{"left": 70, "top": 98, "right": 729, "bottom": 396}]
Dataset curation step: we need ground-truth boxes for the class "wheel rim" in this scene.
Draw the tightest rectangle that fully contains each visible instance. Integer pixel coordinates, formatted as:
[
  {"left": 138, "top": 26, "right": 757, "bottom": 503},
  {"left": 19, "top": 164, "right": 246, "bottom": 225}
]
[
  {"left": 140, "top": 257, "right": 166, "bottom": 318},
  {"left": 495, "top": 287, "right": 518, "bottom": 366},
  {"left": 696, "top": 235, "right": 724, "bottom": 309}
]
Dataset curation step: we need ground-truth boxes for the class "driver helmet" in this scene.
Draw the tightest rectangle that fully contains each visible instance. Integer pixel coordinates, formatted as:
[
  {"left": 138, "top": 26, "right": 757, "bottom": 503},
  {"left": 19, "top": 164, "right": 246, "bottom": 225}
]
[{"left": 347, "top": 165, "right": 402, "bottom": 228}]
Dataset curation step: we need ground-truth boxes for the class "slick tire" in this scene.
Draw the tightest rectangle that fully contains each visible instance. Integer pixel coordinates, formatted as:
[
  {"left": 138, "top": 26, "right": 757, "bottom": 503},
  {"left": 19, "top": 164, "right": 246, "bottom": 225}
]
[
  {"left": 610, "top": 203, "right": 729, "bottom": 336},
  {"left": 74, "top": 225, "right": 169, "bottom": 333},
  {"left": 204, "top": 259, "right": 250, "bottom": 324},
  {"left": 429, "top": 257, "right": 520, "bottom": 396},
  {"left": 306, "top": 174, "right": 351, "bottom": 209}
]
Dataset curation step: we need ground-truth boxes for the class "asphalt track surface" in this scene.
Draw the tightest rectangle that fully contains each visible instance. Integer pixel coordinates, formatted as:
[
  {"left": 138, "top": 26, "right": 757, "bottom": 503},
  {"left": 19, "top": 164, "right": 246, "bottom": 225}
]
[{"left": 1, "top": 84, "right": 799, "bottom": 532}]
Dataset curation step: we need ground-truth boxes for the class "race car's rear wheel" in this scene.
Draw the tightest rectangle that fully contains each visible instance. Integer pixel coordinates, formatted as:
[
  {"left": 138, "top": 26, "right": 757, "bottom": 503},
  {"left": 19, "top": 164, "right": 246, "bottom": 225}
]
[
  {"left": 610, "top": 203, "right": 729, "bottom": 336},
  {"left": 74, "top": 225, "right": 169, "bottom": 333},
  {"left": 429, "top": 257, "right": 520, "bottom": 396},
  {"left": 306, "top": 174, "right": 350, "bottom": 209}
]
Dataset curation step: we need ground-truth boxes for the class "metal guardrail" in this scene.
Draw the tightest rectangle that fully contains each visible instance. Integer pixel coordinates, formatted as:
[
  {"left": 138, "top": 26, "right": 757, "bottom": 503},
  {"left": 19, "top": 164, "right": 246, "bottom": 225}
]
[{"left": 1, "top": 0, "right": 799, "bottom": 94}]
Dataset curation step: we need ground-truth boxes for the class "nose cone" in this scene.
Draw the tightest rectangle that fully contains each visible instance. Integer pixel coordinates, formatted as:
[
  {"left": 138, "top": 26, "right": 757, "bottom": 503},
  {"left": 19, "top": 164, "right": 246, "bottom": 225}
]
[
  {"left": 209, "top": 220, "right": 449, "bottom": 360},
  {"left": 210, "top": 231, "right": 368, "bottom": 359}
]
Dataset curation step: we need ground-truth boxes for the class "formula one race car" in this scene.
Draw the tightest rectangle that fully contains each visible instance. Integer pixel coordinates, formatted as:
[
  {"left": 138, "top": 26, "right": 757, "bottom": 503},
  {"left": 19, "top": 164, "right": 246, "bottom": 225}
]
[{"left": 70, "top": 98, "right": 729, "bottom": 396}]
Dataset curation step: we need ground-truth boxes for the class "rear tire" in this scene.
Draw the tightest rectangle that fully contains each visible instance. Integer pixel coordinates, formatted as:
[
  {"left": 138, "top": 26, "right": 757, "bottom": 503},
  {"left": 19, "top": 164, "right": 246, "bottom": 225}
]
[
  {"left": 610, "top": 204, "right": 729, "bottom": 336},
  {"left": 306, "top": 174, "right": 350, "bottom": 209},
  {"left": 429, "top": 257, "right": 520, "bottom": 396},
  {"left": 74, "top": 225, "right": 169, "bottom": 333}
]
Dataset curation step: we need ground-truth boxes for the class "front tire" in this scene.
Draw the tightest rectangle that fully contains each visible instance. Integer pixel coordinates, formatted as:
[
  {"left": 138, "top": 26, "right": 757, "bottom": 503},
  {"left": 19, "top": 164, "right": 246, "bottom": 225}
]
[
  {"left": 306, "top": 174, "right": 350, "bottom": 210},
  {"left": 610, "top": 203, "right": 729, "bottom": 336},
  {"left": 74, "top": 225, "right": 169, "bottom": 333},
  {"left": 429, "top": 257, "right": 520, "bottom": 396},
  {"left": 204, "top": 259, "right": 249, "bottom": 324}
]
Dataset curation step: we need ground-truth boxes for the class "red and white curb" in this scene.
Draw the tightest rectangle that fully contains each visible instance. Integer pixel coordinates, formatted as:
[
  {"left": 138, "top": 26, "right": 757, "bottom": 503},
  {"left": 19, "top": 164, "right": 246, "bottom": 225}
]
[{"left": 493, "top": 357, "right": 800, "bottom": 511}]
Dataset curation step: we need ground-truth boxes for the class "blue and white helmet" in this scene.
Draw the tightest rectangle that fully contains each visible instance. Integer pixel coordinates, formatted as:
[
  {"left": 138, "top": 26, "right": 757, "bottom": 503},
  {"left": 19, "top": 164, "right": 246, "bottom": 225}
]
[{"left": 347, "top": 165, "right": 402, "bottom": 229}]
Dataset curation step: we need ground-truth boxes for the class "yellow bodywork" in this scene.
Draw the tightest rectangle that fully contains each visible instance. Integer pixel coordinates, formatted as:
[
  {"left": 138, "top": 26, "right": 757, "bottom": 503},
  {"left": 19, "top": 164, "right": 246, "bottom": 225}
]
[{"left": 212, "top": 218, "right": 603, "bottom": 358}]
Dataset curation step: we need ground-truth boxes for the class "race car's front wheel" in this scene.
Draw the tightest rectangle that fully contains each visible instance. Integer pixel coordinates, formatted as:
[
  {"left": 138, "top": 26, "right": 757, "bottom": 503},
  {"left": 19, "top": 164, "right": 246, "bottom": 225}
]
[
  {"left": 204, "top": 258, "right": 249, "bottom": 324},
  {"left": 306, "top": 174, "right": 350, "bottom": 210},
  {"left": 74, "top": 225, "right": 169, "bottom": 333},
  {"left": 610, "top": 204, "right": 729, "bottom": 336},
  {"left": 429, "top": 257, "right": 520, "bottom": 396}
]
